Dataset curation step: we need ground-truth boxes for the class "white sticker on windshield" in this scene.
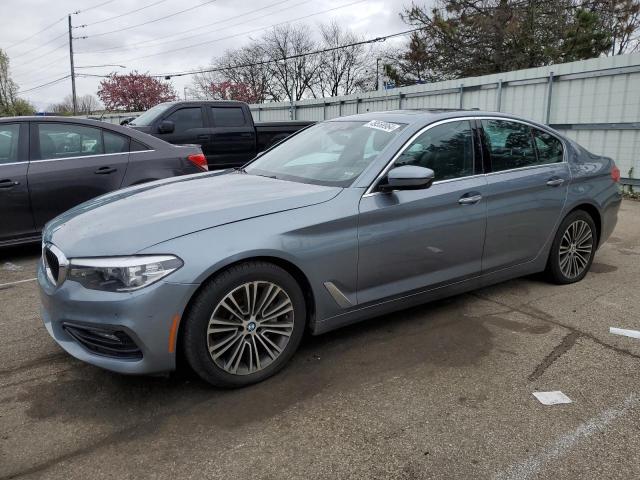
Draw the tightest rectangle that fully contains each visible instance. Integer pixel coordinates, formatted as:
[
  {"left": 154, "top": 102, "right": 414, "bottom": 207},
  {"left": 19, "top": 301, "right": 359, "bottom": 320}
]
[{"left": 364, "top": 120, "right": 401, "bottom": 132}]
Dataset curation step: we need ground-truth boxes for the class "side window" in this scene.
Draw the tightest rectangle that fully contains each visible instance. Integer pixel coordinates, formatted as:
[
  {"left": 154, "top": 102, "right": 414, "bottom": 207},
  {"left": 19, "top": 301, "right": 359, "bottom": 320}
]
[
  {"left": 0, "top": 124, "right": 20, "bottom": 164},
  {"left": 37, "top": 123, "right": 104, "bottom": 160},
  {"left": 165, "top": 108, "right": 204, "bottom": 132},
  {"left": 104, "top": 130, "right": 130, "bottom": 154},
  {"left": 131, "top": 140, "right": 150, "bottom": 151},
  {"left": 481, "top": 120, "right": 537, "bottom": 171},
  {"left": 533, "top": 128, "right": 563, "bottom": 164},
  {"left": 211, "top": 107, "right": 246, "bottom": 127},
  {"left": 394, "top": 120, "right": 474, "bottom": 181}
]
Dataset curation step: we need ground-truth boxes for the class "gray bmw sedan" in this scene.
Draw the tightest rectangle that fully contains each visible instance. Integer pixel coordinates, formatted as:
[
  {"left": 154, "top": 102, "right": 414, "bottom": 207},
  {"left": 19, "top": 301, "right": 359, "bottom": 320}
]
[{"left": 38, "top": 110, "right": 622, "bottom": 387}]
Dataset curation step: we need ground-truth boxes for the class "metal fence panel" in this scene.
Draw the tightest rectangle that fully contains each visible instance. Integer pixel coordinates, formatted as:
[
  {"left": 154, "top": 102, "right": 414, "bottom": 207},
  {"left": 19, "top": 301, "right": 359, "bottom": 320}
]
[{"left": 247, "top": 53, "right": 640, "bottom": 179}]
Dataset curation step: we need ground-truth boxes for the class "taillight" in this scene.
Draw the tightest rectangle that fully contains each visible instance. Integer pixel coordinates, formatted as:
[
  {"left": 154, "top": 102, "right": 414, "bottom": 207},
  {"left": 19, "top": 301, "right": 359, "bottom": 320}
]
[
  {"left": 611, "top": 163, "right": 620, "bottom": 183},
  {"left": 188, "top": 153, "right": 208, "bottom": 171}
]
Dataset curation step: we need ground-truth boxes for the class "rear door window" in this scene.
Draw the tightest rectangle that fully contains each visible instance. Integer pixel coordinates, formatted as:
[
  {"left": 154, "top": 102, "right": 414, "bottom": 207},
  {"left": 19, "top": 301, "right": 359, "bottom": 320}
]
[
  {"left": 36, "top": 123, "right": 104, "bottom": 160},
  {"left": 533, "top": 128, "right": 564, "bottom": 164},
  {"left": 481, "top": 120, "right": 537, "bottom": 172},
  {"left": 211, "top": 107, "right": 246, "bottom": 127},
  {"left": 0, "top": 124, "right": 20, "bottom": 163},
  {"left": 165, "top": 108, "right": 204, "bottom": 132},
  {"left": 104, "top": 130, "right": 130, "bottom": 153}
]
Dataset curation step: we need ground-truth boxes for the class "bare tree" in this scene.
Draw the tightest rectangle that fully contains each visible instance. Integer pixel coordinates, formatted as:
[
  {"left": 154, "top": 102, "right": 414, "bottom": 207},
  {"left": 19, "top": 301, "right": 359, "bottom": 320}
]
[
  {"left": 315, "top": 21, "right": 371, "bottom": 97},
  {"left": 193, "top": 45, "right": 271, "bottom": 102},
  {"left": 48, "top": 94, "right": 101, "bottom": 115},
  {"left": 259, "top": 25, "right": 321, "bottom": 102}
]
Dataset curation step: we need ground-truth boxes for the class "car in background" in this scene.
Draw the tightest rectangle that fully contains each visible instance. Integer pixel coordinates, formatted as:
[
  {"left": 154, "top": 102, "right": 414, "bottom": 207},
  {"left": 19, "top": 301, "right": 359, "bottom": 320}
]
[
  {"left": 0, "top": 116, "right": 208, "bottom": 247},
  {"left": 38, "top": 110, "right": 621, "bottom": 387},
  {"left": 127, "top": 100, "right": 313, "bottom": 170}
]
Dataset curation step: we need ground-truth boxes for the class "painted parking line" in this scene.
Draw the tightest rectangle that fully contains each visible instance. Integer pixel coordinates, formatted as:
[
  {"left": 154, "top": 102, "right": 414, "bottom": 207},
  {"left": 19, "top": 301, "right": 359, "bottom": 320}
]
[
  {"left": 610, "top": 327, "right": 640, "bottom": 339},
  {"left": 0, "top": 278, "right": 37, "bottom": 288},
  {"left": 495, "top": 393, "right": 639, "bottom": 480}
]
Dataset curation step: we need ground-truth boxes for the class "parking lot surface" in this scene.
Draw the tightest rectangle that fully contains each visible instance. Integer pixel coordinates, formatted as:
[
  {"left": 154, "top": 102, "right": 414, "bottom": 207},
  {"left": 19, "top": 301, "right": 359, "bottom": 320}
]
[{"left": 1, "top": 200, "right": 639, "bottom": 480}]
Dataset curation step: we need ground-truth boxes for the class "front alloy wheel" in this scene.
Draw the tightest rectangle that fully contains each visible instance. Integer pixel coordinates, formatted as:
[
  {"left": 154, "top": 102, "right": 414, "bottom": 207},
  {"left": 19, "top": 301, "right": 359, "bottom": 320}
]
[
  {"left": 183, "top": 261, "right": 306, "bottom": 387},
  {"left": 207, "top": 281, "right": 294, "bottom": 375}
]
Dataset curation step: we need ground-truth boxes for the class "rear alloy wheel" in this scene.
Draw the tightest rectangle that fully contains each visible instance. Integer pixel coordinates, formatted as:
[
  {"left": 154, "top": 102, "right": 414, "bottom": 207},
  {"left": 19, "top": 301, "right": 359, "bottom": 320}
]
[
  {"left": 547, "top": 210, "right": 597, "bottom": 284},
  {"left": 183, "top": 262, "right": 306, "bottom": 387}
]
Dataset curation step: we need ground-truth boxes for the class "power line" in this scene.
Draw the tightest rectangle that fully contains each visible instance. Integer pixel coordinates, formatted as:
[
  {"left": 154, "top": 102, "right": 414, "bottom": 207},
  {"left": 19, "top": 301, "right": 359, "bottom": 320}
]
[
  {"left": 122, "top": 0, "right": 369, "bottom": 63},
  {"left": 75, "top": 0, "right": 301, "bottom": 55},
  {"left": 152, "top": 27, "right": 423, "bottom": 79},
  {"left": 74, "top": 0, "right": 169, "bottom": 28},
  {"left": 9, "top": 31, "right": 68, "bottom": 61},
  {"left": 76, "top": 0, "right": 119, "bottom": 15},
  {"left": 4, "top": 16, "right": 66, "bottom": 50},
  {"left": 81, "top": 0, "right": 219, "bottom": 38},
  {"left": 18, "top": 75, "right": 71, "bottom": 95},
  {"left": 12, "top": 53, "right": 69, "bottom": 78},
  {"left": 11, "top": 40, "right": 69, "bottom": 69}
]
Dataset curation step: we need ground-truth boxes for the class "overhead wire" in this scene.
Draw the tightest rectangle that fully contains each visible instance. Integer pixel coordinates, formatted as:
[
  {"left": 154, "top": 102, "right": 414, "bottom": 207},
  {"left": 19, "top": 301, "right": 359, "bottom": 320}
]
[
  {"left": 122, "top": 0, "right": 369, "bottom": 63},
  {"left": 75, "top": 0, "right": 301, "bottom": 55},
  {"left": 150, "top": 27, "right": 424, "bottom": 78},
  {"left": 74, "top": 0, "right": 169, "bottom": 28},
  {"left": 81, "top": 0, "right": 219, "bottom": 38},
  {"left": 4, "top": 16, "right": 66, "bottom": 50},
  {"left": 17, "top": 75, "right": 71, "bottom": 94}
]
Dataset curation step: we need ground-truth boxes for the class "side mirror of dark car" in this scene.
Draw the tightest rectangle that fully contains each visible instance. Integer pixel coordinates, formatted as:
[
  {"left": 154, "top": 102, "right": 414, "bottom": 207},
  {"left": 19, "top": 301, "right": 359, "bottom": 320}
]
[
  {"left": 158, "top": 120, "right": 175, "bottom": 134},
  {"left": 380, "top": 165, "right": 435, "bottom": 192}
]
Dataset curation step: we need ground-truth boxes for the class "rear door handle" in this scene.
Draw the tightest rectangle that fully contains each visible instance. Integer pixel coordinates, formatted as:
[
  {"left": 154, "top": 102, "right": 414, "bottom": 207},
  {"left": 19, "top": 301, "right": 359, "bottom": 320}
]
[
  {"left": 546, "top": 177, "right": 565, "bottom": 187},
  {"left": 458, "top": 194, "right": 482, "bottom": 205},
  {"left": 240, "top": 132, "right": 253, "bottom": 137},
  {"left": 0, "top": 179, "right": 19, "bottom": 189},
  {"left": 95, "top": 166, "right": 117, "bottom": 174},
  {"left": 196, "top": 134, "right": 209, "bottom": 140}
]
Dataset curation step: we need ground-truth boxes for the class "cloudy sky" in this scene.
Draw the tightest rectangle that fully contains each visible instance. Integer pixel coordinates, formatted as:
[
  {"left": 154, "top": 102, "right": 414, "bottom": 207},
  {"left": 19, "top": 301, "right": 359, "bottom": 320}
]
[{"left": 1, "top": 0, "right": 409, "bottom": 110}]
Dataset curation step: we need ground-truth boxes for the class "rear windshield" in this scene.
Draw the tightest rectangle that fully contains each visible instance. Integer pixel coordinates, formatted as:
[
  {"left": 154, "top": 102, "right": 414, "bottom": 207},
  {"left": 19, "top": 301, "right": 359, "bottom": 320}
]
[
  {"left": 129, "top": 103, "right": 173, "bottom": 126},
  {"left": 245, "top": 120, "right": 406, "bottom": 187}
]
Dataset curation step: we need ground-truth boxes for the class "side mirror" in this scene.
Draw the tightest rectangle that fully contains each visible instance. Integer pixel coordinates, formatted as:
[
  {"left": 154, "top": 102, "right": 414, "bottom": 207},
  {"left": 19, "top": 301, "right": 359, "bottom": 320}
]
[
  {"left": 158, "top": 120, "right": 175, "bottom": 134},
  {"left": 380, "top": 165, "right": 435, "bottom": 192}
]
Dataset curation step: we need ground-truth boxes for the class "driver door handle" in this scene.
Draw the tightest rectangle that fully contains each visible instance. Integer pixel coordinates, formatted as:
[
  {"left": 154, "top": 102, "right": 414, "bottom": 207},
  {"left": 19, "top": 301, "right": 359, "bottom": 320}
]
[
  {"left": 0, "top": 179, "right": 19, "bottom": 189},
  {"left": 546, "top": 177, "right": 565, "bottom": 187},
  {"left": 459, "top": 194, "right": 482, "bottom": 205},
  {"left": 95, "top": 166, "right": 117, "bottom": 174}
]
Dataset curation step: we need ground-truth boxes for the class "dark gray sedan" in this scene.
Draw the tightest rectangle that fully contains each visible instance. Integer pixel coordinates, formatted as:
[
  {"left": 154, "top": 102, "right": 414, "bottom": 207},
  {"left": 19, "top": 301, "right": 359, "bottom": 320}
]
[
  {"left": 0, "top": 116, "right": 207, "bottom": 246},
  {"left": 38, "top": 110, "right": 622, "bottom": 387}
]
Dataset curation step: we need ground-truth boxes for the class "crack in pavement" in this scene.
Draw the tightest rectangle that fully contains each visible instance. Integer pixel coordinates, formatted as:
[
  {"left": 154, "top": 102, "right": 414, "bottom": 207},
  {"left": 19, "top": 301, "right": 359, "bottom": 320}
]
[
  {"left": 528, "top": 331, "right": 581, "bottom": 382},
  {"left": 471, "top": 292, "right": 640, "bottom": 362}
]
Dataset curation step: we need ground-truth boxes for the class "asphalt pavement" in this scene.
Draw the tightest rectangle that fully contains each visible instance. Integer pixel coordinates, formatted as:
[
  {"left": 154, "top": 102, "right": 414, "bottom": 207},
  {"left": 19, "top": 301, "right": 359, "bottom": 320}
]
[{"left": 1, "top": 200, "right": 639, "bottom": 480}]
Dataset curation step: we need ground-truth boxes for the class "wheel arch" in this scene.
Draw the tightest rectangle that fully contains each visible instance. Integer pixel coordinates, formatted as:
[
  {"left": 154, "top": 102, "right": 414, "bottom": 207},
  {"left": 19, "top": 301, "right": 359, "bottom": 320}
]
[
  {"left": 566, "top": 202, "right": 602, "bottom": 247},
  {"left": 176, "top": 255, "right": 316, "bottom": 362}
]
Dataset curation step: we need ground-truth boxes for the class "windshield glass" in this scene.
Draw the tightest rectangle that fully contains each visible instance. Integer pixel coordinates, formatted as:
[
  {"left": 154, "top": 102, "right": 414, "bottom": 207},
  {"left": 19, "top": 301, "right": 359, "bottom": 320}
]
[
  {"left": 245, "top": 120, "right": 406, "bottom": 187},
  {"left": 129, "top": 103, "right": 174, "bottom": 126}
]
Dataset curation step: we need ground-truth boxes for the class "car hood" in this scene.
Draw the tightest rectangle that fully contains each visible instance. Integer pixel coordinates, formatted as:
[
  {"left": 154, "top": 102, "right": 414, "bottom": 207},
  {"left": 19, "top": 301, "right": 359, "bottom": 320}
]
[{"left": 44, "top": 172, "right": 341, "bottom": 257}]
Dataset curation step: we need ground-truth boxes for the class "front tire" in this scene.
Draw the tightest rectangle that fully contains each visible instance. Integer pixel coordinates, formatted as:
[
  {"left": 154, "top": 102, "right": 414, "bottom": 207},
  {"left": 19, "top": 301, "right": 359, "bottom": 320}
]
[
  {"left": 546, "top": 210, "right": 597, "bottom": 284},
  {"left": 182, "top": 261, "right": 306, "bottom": 387}
]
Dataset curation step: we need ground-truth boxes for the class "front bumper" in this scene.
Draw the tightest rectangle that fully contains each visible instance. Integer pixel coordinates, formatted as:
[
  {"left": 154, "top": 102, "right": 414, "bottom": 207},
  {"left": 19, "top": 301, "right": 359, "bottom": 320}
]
[{"left": 38, "top": 263, "right": 198, "bottom": 375}]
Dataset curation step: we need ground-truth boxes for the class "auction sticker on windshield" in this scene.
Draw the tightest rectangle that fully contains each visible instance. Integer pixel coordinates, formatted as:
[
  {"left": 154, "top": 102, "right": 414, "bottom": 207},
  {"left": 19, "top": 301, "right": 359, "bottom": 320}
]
[{"left": 364, "top": 120, "right": 401, "bottom": 132}]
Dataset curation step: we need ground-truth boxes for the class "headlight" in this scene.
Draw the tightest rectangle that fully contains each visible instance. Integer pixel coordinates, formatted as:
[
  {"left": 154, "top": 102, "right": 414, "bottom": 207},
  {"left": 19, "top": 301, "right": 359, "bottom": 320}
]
[{"left": 67, "top": 255, "right": 183, "bottom": 292}]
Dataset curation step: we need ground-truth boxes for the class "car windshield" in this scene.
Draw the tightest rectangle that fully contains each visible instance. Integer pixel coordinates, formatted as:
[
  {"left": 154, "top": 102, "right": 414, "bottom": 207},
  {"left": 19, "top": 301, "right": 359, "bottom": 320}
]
[
  {"left": 129, "top": 103, "right": 173, "bottom": 126},
  {"left": 245, "top": 120, "right": 406, "bottom": 187}
]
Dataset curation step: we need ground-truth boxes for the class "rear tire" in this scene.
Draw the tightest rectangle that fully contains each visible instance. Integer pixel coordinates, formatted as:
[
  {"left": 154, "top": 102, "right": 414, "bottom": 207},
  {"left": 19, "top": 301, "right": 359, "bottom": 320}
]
[
  {"left": 182, "top": 261, "right": 306, "bottom": 388},
  {"left": 546, "top": 210, "right": 597, "bottom": 284}
]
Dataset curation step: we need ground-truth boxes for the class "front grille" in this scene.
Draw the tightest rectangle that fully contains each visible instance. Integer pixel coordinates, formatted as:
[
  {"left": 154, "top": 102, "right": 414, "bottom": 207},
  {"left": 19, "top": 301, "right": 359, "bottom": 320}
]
[
  {"left": 45, "top": 248, "right": 59, "bottom": 282},
  {"left": 63, "top": 323, "right": 143, "bottom": 359}
]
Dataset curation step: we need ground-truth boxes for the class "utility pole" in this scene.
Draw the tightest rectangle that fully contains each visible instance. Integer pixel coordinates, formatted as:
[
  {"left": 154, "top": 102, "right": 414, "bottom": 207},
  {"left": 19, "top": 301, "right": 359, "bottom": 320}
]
[{"left": 68, "top": 14, "right": 77, "bottom": 115}]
